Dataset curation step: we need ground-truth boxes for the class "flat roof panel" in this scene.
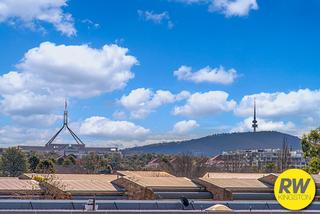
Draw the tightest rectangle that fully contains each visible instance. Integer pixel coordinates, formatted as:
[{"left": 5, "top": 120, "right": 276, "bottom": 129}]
[
  {"left": 127, "top": 177, "right": 199, "bottom": 188},
  {"left": 199, "top": 178, "right": 270, "bottom": 189},
  {"left": 117, "top": 171, "right": 173, "bottom": 178},
  {"left": 0, "top": 178, "right": 40, "bottom": 191}
]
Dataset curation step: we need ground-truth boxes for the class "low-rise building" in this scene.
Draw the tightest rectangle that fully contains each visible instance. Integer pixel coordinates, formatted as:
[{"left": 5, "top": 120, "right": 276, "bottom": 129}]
[
  {"left": 113, "top": 171, "right": 212, "bottom": 200},
  {"left": 20, "top": 173, "right": 126, "bottom": 200},
  {"left": 0, "top": 177, "right": 42, "bottom": 199},
  {"left": 18, "top": 144, "right": 120, "bottom": 158},
  {"left": 195, "top": 173, "right": 274, "bottom": 200},
  {"left": 194, "top": 172, "right": 320, "bottom": 201},
  {"left": 2, "top": 171, "right": 318, "bottom": 201}
]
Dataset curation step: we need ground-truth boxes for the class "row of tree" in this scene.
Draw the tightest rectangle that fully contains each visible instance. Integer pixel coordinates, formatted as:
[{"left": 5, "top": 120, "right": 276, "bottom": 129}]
[
  {"left": 302, "top": 127, "right": 320, "bottom": 173},
  {"left": 0, "top": 128, "right": 319, "bottom": 177},
  {"left": 0, "top": 148, "right": 58, "bottom": 176}
]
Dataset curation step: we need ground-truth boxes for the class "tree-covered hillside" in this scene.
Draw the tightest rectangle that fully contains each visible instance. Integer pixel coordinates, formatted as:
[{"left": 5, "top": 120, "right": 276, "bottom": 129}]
[{"left": 123, "top": 131, "right": 301, "bottom": 156}]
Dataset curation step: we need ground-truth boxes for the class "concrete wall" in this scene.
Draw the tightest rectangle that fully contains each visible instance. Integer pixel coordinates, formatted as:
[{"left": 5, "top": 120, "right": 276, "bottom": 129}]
[
  {"left": 193, "top": 179, "right": 231, "bottom": 200},
  {"left": 112, "top": 178, "right": 155, "bottom": 200}
]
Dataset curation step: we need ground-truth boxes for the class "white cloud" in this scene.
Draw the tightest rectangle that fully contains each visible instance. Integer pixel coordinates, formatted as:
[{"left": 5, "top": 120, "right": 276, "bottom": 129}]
[
  {"left": 0, "top": 42, "right": 137, "bottom": 97},
  {"left": 0, "top": 91, "right": 64, "bottom": 127},
  {"left": 176, "top": 90, "right": 191, "bottom": 101},
  {"left": 0, "top": 126, "right": 53, "bottom": 146},
  {"left": 210, "top": 0, "right": 258, "bottom": 17},
  {"left": 0, "top": 123, "right": 200, "bottom": 148},
  {"left": 79, "top": 116, "right": 150, "bottom": 139},
  {"left": 112, "top": 111, "right": 127, "bottom": 120},
  {"left": 138, "top": 10, "right": 169, "bottom": 23},
  {"left": 138, "top": 10, "right": 173, "bottom": 28},
  {"left": 173, "top": 120, "right": 199, "bottom": 134},
  {"left": 0, "top": 42, "right": 137, "bottom": 124},
  {"left": 173, "top": 0, "right": 258, "bottom": 17},
  {"left": 232, "top": 117, "right": 297, "bottom": 134},
  {"left": 0, "top": 91, "right": 63, "bottom": 116},
  {"left": 173, "top": 91, "right": 236, "bottom": 117},
  {"left": 233, "top": 89, "right": 320, "bottom": 136},
  {"left": 12, "top": 114, "right": 62, "bottom": 127},
  {"left": 235, "top": 89, "right": 320, "bottom": 118},
  {"left": 15, "top": 42, "right": 137, "bottom": 97},
  {"left": 0, "top": 0, "right": 76, "bottom": 36},
  {"left": 120, "top": 88, "right": 190, "bottom": 119},
  {"left": 174, "top": 65, "right": 237, "bottom": 84}
]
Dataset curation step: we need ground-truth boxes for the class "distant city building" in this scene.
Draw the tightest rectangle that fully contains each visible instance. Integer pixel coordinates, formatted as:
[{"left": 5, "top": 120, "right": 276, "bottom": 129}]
[
  {"left": 207, "top": 149, "right": 306, "bottom": 172},
  {"left": 17, "top": 101, "right": 119, "bottom": 157},
  {"left": 18, "top": 144, "right": 119, "bottom": 157}
]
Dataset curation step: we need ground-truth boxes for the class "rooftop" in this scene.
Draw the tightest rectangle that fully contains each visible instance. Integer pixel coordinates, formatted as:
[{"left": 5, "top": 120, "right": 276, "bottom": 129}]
[
  {"left": 202, "top": 172, "right": 268, "bottom": 179},
  {"left": 0, "top": 177, "right": 40, "bottom": 192},
  {"left": 117, "top": 171, "right": 174, "bottom": 178},
  {"left": 199, "top": 177, "right": 271, "bottom": 191},
  {"left": 125, "top": 176, "right": 199, "bottom": 189},
  {"left": 21, "top": 174, "right": 121, "bottom": 194}
]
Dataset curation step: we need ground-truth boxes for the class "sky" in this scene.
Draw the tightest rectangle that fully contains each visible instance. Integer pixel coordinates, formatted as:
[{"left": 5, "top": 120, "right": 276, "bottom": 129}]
[{"left": 0, "top": 0, "right": 319, "bottom": 148}]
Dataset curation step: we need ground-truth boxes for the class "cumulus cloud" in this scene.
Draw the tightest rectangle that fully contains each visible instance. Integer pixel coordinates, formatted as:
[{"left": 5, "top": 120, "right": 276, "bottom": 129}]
[
  {"left": 210, "top": 0, "right": 258, "bottom": 17},
  {"left": 79, "top": 116, "right": 150, "bottom": 139},
  {"left": 233, "top": 88, "right": 320, "bottom": 136},
  {"left": 112, "top": 111, "right": 127, "bottom": 120},
  {"left": 0, "top": 123, "right": 193, "bottom": 148},
  {"left": 0, "top": 0, "right": 76, "bottom": 36},
  {"left": 11, "top": 114, "right": 62, "bottom": 127},
  {"left": 173, "top": 91, "right": 236, "bottom": 117},
  {"left": 0, "top": 91, "right": 63, "bottom": 116},
  {"left": 0, "top": 42, "right": 137, "bottom": 124},
  {"left": 120, "top": 88, "right": 190, "bottom": 119},
  {"left": 232, "top": 117, "right": 297, "bottom": 134},
  {"left": 173, "top": 120, "right": 199, "bottom": 134},
  {"left": 15, "top": 42, "right": 137, "bottom": 97},
  {"left": 173, "top": 0, "right": 258, "bottom": 17},
  {"left": 174, "top": 65, "right": 237, "bottom": 84},
  {"left": 235, "top": 89, "right": 320, "bottom": 118},
  {"left": 0, "top": 125, "right": 53, "bottom": 146}
]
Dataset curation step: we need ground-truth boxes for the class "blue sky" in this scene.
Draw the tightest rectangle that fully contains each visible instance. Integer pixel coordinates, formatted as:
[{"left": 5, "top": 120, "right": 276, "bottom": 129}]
[{"left": 0, "top": 0, "right": 319, "bottom": 148}]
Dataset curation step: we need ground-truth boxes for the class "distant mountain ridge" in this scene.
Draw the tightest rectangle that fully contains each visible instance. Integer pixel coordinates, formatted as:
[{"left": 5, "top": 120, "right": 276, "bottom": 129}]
[{"left": 123, "top": 131, "right": 301, "bottom": 156}]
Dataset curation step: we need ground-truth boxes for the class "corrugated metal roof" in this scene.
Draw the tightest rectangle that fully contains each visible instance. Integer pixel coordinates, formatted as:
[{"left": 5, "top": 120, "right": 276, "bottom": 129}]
[
  {"left": 117, "top": 171, "right": 173, "bottom": 178},
  {"left": 202, "top": 173, "right": 268, "bottom": 179},
  {"left": 61, "top": 180, "right": 119, "bottom": 193},
  {"left": 0, "top": 177, "right": 40, "bottom": 192},
  {"left": 257, "top": 173, "right": 319, "bottom": 186},
  {"left": 23, "top": 173, "right": 117, "bottom": 181},
  {"left": 199, "top": 178, "right": 270, "bottom": 190},
  {"left": 22, "top": 174, "right": 120, "bottom": 194},
  {"left": 126, "top": 176, "right": 199, "bottom": 189}
]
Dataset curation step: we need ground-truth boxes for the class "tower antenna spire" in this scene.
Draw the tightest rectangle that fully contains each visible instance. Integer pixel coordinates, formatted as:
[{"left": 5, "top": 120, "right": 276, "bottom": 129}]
[
  {"left": 45, "top": 99, "right": 84, "bottom": 146},
  {"left": 252, "top": 98, "right": 258, "bottom": 132},
  {"left": 64, "top": 99, "right": 68, "bottom": 125}
]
